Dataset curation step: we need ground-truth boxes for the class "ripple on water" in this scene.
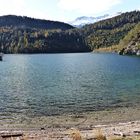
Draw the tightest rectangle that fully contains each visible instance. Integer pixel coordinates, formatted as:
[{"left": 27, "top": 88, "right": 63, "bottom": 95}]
[{"left": 0, "top": 53, "right": 140, "bottom": 119}]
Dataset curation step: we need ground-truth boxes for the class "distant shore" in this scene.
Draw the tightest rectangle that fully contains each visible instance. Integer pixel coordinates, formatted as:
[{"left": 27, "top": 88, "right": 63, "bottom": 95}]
[
  {"left": 93, "top": 46, "right": 119, "bottom": 54},
  {"left": 93, "top": 46, "right": 140, "bottom": 56}
]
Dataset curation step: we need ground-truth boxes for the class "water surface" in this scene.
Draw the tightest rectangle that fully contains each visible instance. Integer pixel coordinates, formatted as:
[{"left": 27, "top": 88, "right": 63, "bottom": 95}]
[{"left": 0, "top": 53, "right": 140, "bottom": 119}]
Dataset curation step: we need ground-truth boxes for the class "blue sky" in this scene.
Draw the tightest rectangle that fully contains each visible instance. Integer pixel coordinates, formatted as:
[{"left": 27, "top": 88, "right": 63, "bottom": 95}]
[{"left": 0, "top": 0, "right": 140, "bottom": 22}]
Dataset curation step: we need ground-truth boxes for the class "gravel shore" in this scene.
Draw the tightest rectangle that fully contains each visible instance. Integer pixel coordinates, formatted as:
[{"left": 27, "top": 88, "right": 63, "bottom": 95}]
[{"left": 0, "top": 107, "right": 140, "bottom": 139}]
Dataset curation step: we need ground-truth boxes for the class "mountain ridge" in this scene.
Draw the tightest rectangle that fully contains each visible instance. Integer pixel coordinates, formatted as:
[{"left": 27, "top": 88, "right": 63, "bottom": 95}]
[
  {"left": 0, "top": 15, "right": 74, "bottom": 30},
  {"left": 69, "top": 12, "right": 122, "bottom": 27},
  {"left": 1, "top": 11, "right": 140, "bottom": 54}
]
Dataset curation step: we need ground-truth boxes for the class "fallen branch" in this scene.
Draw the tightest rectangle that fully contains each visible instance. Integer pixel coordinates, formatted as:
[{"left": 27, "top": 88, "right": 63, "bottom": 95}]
[{"left": 1, "top": 133, "right": 23, "bottom": 138}]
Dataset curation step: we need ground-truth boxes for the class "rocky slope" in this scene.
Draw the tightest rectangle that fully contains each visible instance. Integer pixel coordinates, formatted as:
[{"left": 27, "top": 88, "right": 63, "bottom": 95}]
[{"left": 118, "top": 22, "right": 140, "bottom": 56}]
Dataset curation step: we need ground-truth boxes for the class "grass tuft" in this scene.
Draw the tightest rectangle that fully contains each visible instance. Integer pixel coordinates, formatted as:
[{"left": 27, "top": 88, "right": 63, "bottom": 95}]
[
  {"left": 71, "top": 129, "right": 82, "bottom": 140},
  {"left": 94, "top": 129, "right": 107, "bottom": 140}
]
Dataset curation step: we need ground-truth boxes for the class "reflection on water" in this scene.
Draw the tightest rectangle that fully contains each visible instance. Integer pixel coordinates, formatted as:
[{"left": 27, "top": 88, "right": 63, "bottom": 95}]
[{"left": 0, "top": 53, "right": 140, "bottom": 118}]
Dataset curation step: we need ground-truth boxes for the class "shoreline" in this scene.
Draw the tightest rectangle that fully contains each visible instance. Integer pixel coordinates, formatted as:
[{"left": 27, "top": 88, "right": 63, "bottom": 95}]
[
  {"left": 93, "top": 46, "right": 118, "bottom": 53},
  {"left": 0, "top": 121, "right": 140, "bottom": 140},
  {"left": 0, "top": 107, "right": 140, "bottom": 128},
  {"left": 0, "top": 107, "right": 140, "bottom": 139}
]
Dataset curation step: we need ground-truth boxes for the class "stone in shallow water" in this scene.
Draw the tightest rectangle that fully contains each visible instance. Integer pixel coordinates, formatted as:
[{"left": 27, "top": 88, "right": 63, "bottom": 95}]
[{"left": 136, "top": 50, "right": 140, "bottom": 56}]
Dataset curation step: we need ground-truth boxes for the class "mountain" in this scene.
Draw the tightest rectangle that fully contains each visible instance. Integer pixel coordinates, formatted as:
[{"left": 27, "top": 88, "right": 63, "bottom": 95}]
[
  {"left": 0, "top": 15, "right": 91, "bottom": 54},
  {"left": 1, "top": 11, "right": 140, "bottom": 54},
  {"left": 0, "top": 15, "right": 74, "bottom": 30},
  {"left": 79, "top": 10, "right": 140, "bottom": 50},
  {"left": 70, "top": 13, "right": 122, "bottom": 27}
]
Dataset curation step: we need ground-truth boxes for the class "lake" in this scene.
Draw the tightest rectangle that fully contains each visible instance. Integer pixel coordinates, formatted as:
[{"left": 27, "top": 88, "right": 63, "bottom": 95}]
[{"left": 0, "top": 53, "right": 140, "bottom": 119}]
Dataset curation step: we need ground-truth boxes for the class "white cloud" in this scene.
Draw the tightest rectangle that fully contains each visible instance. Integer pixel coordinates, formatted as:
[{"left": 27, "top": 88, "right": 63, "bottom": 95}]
[
  {"left": 0, "top": 0, "right": 50, "bottom": 20},
  {"left": 58, "top": 0, "right": 122, "bottom": 15},
  {"left": 0, "top": 0, "right": 122, "bottom": 21},
  {"left": 0, "top": 0, "right": 25, "bottom": 15}
]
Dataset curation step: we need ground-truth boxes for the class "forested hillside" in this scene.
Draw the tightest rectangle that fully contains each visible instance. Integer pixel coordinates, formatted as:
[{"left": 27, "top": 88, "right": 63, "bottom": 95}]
[
  {"left": 1, "top": 11, "right": 140, "bottom": 54},
  {"left": 80, "top": 11, "right": 140, "bottom": 50},
  {"left": 0, "top": 27, "right": 90, "bottom": 53},
  {"left": 0, "top": 15, "right": 91, "bottom": 53},
  {"left": 0, "top": 15, "right": 73, "bottom": 30}
]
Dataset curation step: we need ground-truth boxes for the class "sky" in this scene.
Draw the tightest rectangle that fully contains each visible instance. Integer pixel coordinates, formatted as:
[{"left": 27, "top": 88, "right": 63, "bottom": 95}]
[{"left": 0, "top": 0, "right": 140, "bottom": 22}]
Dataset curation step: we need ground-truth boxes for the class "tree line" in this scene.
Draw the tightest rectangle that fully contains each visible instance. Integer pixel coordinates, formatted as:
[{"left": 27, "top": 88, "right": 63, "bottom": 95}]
[{"left": 0, "top": 27, "right": 91, "bottom": 53}]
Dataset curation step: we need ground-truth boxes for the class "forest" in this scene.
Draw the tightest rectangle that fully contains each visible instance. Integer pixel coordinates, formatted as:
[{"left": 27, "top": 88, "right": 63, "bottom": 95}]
[
  {"left": 80, "top": 10, "right": 140, "bottom": 50},
  {"left": 1, "top": 11, "right": 140, "bottom": 53},
  {"left": 0, "top": 27, "right": 90, "bottom": 53}
]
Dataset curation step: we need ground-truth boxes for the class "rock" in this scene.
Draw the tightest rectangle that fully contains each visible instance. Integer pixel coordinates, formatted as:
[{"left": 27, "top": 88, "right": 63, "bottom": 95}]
[
  {"left": 133, "top": 130, "right": 140, "bottom": 133},
  {"left": 112, "top": 128, "right": 115, "bottom": 131},
  {"left": 118, "top": 48, "right": 125, "bottom": 55},
  {"left": 124, "top": 48, "right": 135, "bottom": 55},
  {"left": 136, "top": 50, "right": 140, "bottom": 56},
  {"left": 114, "top": 132, "right": 126, "bottom": 137},
  {"left": 119, "top": 46, "right": 140, "bottom": 56},
  {"left": 41, "top": 127, "right": 45, "bottom": 130},
  {"left": 130, "top": 121, "right": 135, "bottom": 124}
]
